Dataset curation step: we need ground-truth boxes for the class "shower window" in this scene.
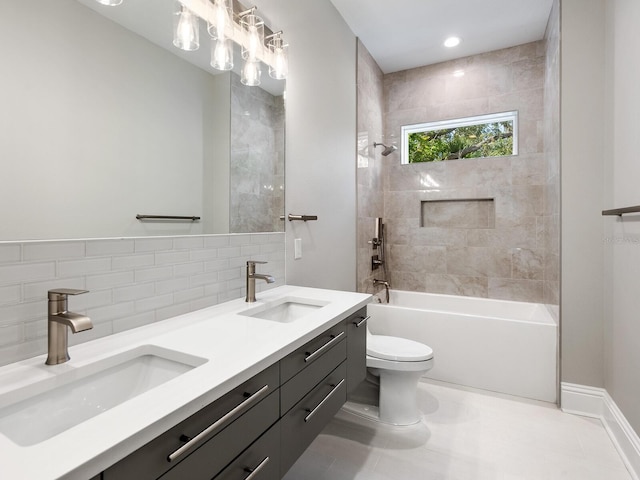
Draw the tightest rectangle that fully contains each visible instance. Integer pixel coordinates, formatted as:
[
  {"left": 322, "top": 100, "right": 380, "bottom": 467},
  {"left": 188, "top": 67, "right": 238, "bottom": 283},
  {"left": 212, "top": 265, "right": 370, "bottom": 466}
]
[{"left": 401, "top": 111, "right": 518, "bottom": 164}]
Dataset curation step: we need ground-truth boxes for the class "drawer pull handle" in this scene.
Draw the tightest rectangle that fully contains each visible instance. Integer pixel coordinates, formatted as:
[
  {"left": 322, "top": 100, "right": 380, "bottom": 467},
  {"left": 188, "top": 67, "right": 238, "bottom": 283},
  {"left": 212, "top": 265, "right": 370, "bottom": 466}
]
[
  {"left": 243, "top": 456, "right": 270, "bottom": 480},
  {"left": 167, "top": 384, "right": 270, "bottom": 463},
  {"left": 304, "top": 331, "right": 345, "bottom": 364},
  {"left": 353, "top": 315, "right": 370, "bottom": 328},
  {"left": 304, "top": 378, "right": 345, "bottom": 423}
]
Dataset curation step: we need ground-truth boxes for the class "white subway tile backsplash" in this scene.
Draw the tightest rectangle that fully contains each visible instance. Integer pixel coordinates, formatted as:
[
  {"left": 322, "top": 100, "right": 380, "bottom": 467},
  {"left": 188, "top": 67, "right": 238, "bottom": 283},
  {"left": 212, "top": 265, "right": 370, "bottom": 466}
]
[
  {"left": 174, "top": 262, "right": 204, "bottom": 277},
  {"left": 86, "top": 271, "right": 134, "bottom": 290},
  {"left": 112, "top": 254, "right": 154, "bottom": 270},
  {"left": 23, "top": 242, "right": 85, "bottom": 261},
  {"left": 0, "top": 244, "right": 21, "bottom": 264},
  {"left": 217, "top": 246, "right": 242, "bottom": 258},
  {"left": 203, "top": 236, "right": 230, "bottom": 248},
  {"left": 172, "top": 237, "right": 204, "bottom": 250},
  {"left": 0, "top": 262, "right": 56, "bottom": 285},
  {"left": 134, "top": 238, "right": 173, "bottom": 253},
  {"left": 189, "top": 249, "right": 219, "bottom": 262},
  {"left": 0, "top": 324, "right": 24, "bottom": 347},
  {"left": 113, "top": 283, "right": 155, "bottom": 303},
  {"left": 0, "top": 301, "right": 45, "bottom": 324},
  {"left": 204, "top": 259, "right": 230, "bottom": 272},
  {"left": 155, "top": 278, "right": 190, "bottom": 295},
  {"left": 190, "top": 272, "right": 219, "bottom": 287},
  {"left": 155, "top": 251, "right": 190, "bottom": 265},
  {"left": 86, "top": 239, "right": 135, "bottom": 257},
  {"left": 112, "top": 312, "right": 155, "bottom": 334},
  {"left": 57, "top": 258, "right": 112, "bottom": 278},
  {"left": 240, "top": 245, "right": 260, "bottom": 256},
  {"left": 134, "top": 266, "right": 173, "bottom": 283},
  {"left": 0, "top": 233, "right": 285, "bottom": 367},
  {"left": 0, "top": 285, "right": 21, "bottom": 306},
  {"left": 135, "top": 294, "right": 174, "bottom": 313}
]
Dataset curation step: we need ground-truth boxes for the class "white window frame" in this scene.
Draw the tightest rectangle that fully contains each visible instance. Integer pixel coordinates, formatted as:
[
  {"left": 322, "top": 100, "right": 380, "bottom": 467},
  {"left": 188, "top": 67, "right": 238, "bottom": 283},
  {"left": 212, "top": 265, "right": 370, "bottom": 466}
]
[{"left": 401, "top": 111, "right": 519, "bottom": 164}]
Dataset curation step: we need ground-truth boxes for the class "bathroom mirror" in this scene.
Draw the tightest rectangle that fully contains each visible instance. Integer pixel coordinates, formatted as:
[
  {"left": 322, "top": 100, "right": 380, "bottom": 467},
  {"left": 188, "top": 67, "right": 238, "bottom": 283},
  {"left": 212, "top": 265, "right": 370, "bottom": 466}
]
[{"left": 0, "top": 0, "right": 284, "bottom": 240}]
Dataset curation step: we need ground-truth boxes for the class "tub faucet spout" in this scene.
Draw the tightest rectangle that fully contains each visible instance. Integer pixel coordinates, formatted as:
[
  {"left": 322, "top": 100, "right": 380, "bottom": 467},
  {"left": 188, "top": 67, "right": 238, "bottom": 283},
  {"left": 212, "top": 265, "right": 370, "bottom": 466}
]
[{"left": 373, "top": 278, "right": 390, "bottom": 303}]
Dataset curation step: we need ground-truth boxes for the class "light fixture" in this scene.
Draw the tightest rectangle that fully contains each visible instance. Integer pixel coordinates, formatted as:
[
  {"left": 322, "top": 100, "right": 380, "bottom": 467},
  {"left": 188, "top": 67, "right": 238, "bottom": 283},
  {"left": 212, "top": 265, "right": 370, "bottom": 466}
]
[
  {"left": 240, "top": 12, "right": 264, "bottom": 61},
  {"left": 444, "top": 36, "right": 461, "bottom": 48},
  {"left": 211, "top": 36, "right": 233, "bottom": 70},
  {"left": 241, "top": 59, "right": 262, "bottom": 86},
  {"left": 207, "top": 0, "right": 232, "bottom": 40},
  {"left": 171, "top": 0, "right": 287, "bottom": 82},
  {"left": 95, "top": 0, "right": 123, "bottom": 5},
  {"left": 266, "top": 31, "right": 288, "bottom": 80},
  {"left": 453, "top": 70, "right": 465, "bottom": 77},
  {"left": 173, "top": 1, "right": 200, "bottom": 52}
]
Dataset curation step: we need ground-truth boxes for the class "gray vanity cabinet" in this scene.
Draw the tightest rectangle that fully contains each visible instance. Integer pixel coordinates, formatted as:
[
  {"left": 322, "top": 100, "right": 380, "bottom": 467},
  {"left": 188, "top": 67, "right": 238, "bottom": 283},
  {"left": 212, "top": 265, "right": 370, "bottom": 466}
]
[
  {"left": 98, "top": 307, "right": 368, "bottom": 480},
  {"left": 102, "top": 364, "right": 279, "bottom": 480},
  {"left": 346, "top": 308, "right": 368, "bottom": 394}
]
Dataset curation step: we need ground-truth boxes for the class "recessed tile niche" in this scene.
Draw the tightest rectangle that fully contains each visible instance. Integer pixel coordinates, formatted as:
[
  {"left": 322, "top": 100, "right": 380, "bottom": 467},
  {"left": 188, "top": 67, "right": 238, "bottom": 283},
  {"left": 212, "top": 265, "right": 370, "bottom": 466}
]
[{"left": 421, "top": 199, "right": 495, "bottom": 229}]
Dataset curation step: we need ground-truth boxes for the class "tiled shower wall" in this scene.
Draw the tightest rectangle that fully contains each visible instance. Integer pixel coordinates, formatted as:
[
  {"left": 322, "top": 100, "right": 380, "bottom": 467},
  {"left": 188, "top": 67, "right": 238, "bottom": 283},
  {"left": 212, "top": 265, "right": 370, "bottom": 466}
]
[
  {"left": 357, "top": 39, "right": 560, "bottom": 304},
  {"left": 356, "top": 41, "right": 385, "bottom": 293},
  {"left": 0, "top": 233, "right": 284, "bottom": 367},
  {"left": 230, "top": 73, "right": 285, "bottom": 233}
]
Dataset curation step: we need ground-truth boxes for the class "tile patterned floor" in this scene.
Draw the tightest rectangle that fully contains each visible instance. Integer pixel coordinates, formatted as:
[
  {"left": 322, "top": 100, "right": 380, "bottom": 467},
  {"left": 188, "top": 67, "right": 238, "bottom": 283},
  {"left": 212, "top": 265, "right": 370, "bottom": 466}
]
[{"left": 283, "top": 380, "right": 633, "bottom": 480}]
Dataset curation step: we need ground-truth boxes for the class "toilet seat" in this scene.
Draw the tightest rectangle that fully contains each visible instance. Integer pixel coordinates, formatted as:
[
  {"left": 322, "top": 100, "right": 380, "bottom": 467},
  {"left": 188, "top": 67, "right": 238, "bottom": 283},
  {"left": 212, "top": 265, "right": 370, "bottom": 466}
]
[{"left": 367, "top": 335, "right": 433, "bottom": 362}]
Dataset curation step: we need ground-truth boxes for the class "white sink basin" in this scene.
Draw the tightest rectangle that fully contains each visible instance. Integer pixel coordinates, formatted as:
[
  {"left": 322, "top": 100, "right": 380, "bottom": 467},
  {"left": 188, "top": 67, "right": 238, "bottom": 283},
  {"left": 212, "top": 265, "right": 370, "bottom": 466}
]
[
  {"left": 239, "top": 297, "right": 329, "bottom": 323},
  {"left": 0, "top": 346, "right": 206, "bottom": 446}
]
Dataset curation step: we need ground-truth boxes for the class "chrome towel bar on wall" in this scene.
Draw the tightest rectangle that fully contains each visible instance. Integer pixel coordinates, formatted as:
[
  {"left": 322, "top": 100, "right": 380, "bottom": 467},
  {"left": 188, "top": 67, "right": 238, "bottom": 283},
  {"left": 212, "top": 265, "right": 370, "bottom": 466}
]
[
  {"left": 136, "top": 215, "right": 201, "bottom": 221},
  {"left": 602, "top": 205, "right": 640, "bottom": 216},
  {"left": 280, "top": 214, "right": 318, "bottom": 221}
]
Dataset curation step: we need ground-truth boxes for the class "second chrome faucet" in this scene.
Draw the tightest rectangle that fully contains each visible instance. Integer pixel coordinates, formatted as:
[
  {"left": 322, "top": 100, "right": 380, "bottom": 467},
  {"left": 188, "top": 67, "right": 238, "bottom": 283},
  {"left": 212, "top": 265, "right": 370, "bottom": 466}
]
[{"left": 246, "top": 261, "right": 275, "bottom": 303}]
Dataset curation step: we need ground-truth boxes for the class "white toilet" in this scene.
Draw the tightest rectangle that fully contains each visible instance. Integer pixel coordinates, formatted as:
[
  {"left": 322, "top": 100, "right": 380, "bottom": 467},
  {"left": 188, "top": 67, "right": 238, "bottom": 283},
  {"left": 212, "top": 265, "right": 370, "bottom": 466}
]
[{"left": 366, "top": 328, "right": 434, "bottom": 425}]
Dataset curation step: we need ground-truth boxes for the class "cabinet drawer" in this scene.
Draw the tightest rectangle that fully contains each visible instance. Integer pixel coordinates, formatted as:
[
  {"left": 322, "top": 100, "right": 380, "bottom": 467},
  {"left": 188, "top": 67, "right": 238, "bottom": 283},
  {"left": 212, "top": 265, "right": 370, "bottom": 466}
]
[
  {"left": 280, "top": 322, "right": 346, "bottom": 384},
  {"left": 159, "top": 390, "right": 279, "bottom": 480},
  {"left": 280, "top": 362, "right": 347, "bottom": 476},
  {"left": 213, "top": 423, "right": 281, "bottom": 480},
  {"left": 103, "top": 363, "right": 279, "bottom": 480},
  {"left": 280, "top": 336, "right": 345, "bottom": 415},
  {"left": 346, "top": 308, "right": 368, "bottom": 394}
]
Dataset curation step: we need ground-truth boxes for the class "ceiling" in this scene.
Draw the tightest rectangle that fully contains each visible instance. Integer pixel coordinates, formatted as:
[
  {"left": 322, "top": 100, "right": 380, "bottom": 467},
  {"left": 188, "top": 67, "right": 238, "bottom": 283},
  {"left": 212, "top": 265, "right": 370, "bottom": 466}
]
[{"left": 330, "top": 0, "right": 554, "bottom": 73}]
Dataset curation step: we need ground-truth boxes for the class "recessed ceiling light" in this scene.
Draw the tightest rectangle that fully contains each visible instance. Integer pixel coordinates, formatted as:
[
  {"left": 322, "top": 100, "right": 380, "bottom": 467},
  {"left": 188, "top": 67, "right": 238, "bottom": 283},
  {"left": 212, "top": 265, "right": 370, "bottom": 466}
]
[
  {"left": 444, "top": 36, "right": 461, "bottom": 48},
  {"left": 453, "top": 70, "right": 465, "bottom": 77}
]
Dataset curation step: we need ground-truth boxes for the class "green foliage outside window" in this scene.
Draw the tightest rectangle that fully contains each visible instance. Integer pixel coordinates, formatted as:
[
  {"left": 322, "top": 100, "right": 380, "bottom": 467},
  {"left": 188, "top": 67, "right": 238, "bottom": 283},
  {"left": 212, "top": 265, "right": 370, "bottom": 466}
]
[{"left": 408, "top": 121, "right": 514, "bottom": 163}]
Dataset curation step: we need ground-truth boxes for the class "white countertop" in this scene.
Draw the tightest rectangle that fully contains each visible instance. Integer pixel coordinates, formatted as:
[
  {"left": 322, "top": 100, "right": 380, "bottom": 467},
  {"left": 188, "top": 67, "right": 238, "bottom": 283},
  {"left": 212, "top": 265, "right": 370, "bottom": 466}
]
[{"left": 0, "top": 285, "right": 371, "bottom": 480}]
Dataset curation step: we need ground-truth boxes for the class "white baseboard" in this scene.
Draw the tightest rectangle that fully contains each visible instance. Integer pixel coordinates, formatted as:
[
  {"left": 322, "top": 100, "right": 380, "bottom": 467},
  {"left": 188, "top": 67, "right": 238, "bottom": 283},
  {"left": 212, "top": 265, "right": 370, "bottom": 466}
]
[{"left": 561, "top": 382, "right": 640, "bottom": 480}]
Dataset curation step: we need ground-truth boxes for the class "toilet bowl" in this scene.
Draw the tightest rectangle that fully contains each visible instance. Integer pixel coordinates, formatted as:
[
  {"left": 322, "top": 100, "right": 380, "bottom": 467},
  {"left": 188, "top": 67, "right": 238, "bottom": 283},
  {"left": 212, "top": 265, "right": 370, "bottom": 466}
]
[{"left": 366, "top": 328, "right": 434, "bottom": 425}]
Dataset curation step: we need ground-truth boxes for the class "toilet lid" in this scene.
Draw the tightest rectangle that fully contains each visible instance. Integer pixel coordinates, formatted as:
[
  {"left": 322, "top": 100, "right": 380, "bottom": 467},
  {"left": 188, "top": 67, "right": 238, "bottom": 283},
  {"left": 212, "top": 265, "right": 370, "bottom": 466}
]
[{"left": 367, "top": 335, "right": 433, "bottom": 362}]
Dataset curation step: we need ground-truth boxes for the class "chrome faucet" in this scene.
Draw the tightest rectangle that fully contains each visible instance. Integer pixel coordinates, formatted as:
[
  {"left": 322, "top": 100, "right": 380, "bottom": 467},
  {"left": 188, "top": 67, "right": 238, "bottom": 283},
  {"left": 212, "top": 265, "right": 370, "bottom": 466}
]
[
  {"left": 246, "top": 261, "right": 275, "bottom": 303},
  {"left": 46, "top": 289, "right": 93, "bottom": 365},
  {"left": 373, "top": 278, "right": 390, "bottom": 304}
]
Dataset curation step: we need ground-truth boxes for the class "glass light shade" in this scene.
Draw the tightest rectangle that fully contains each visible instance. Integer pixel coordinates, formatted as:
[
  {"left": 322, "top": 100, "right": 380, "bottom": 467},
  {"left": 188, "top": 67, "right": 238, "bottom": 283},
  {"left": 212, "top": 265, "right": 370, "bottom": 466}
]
[
  {"left": 211, "top": 37, "right": 233, "bottom": 71},
  {"left": 207, "top": 0, "right": 232, "bottom": 40},
  {"left": 96, "top": 0, "right": 123, "bottom": 5},
  {"left": 267, "top": 35, "right": 288, "bottom": 80},
  {"left": 173, "top": 2, "right": 200, "bottom": 52},
  {"left": 240, "top": 14, "right": 264, "bottom": 61},
  {"left": 241, "top": 59, "right": 262, "bottom": 86}
]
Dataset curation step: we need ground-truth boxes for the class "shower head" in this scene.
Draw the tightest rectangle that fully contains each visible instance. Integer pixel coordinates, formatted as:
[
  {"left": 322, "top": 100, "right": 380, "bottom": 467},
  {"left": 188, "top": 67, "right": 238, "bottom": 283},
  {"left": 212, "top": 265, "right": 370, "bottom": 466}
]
[{"left": 374, "top": 142, "right": 397, "bottom": 156}]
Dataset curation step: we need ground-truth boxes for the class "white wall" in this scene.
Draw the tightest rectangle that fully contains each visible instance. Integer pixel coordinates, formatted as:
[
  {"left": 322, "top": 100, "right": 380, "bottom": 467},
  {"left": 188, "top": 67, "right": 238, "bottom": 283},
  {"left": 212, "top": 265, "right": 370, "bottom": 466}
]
[
  {"left": 257, "top": 0, "right": 358, "bottom": 291},
  {"left": 560, "top": 0, "right": 606, "bottom": 388},
  {"left": 603, "top": 0, "right": 640, "bottom": 435}
]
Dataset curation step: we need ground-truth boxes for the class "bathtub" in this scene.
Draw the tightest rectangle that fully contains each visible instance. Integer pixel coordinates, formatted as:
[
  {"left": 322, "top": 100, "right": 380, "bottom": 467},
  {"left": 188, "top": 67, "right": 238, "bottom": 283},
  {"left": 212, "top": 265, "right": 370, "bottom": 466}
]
[{"left": 367, "top": 290, "right": 558, "bottom": 403}]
